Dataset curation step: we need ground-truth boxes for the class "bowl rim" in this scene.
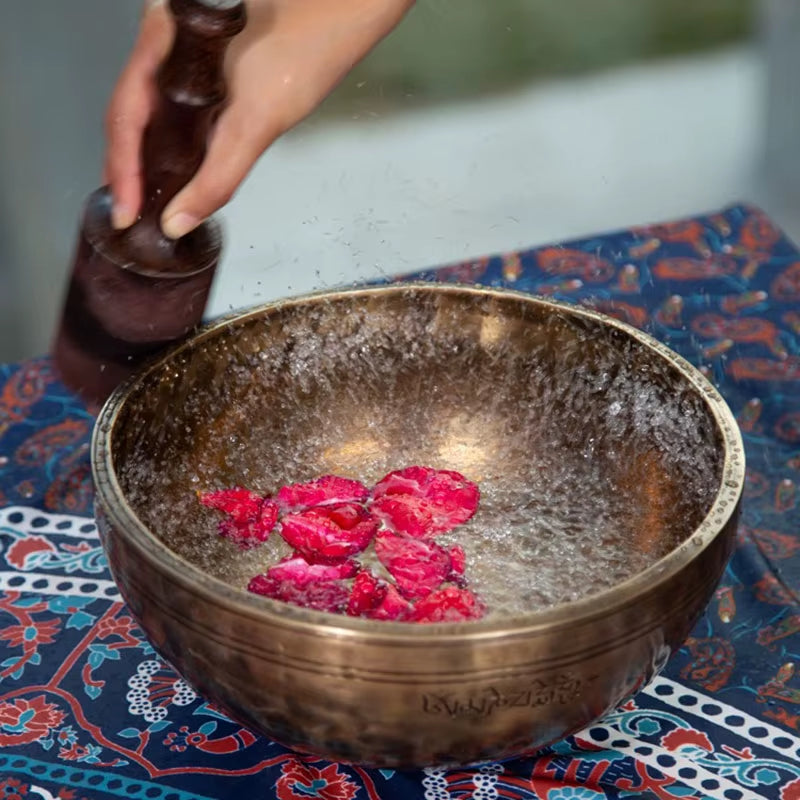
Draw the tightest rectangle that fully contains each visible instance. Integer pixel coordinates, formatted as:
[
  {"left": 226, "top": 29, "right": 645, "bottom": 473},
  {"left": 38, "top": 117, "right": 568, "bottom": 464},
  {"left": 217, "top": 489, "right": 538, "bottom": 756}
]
[{"left": 91, "top": 282, "right": 745, "bottom": 643}]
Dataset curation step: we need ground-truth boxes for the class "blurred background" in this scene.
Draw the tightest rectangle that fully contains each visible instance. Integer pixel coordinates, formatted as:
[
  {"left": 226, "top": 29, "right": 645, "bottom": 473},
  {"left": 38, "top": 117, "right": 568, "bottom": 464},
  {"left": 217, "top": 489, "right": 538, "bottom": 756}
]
[{"left": 1, "top": 0, "right": 798, "bottom": 362}]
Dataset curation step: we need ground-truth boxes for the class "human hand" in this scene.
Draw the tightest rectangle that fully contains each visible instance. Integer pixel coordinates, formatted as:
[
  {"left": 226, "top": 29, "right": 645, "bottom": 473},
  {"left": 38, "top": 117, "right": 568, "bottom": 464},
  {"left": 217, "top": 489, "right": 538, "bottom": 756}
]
[{"left": 104, "top": 0, "right": 414, "bottom": 239}]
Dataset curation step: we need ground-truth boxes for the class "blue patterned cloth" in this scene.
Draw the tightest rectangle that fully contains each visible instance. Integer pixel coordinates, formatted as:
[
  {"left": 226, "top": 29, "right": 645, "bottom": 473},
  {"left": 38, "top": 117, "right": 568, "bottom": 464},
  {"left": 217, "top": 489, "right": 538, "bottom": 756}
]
[{"left": 1, "top": 204, "right": 799, "bottom": 800}]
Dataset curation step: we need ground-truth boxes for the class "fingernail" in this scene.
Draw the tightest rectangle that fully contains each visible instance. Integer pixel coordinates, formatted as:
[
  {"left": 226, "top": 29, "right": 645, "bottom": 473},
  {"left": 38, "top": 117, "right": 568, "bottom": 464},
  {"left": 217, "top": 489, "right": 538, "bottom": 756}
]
[
  {"left": 162, "top": 211, "right": 200, "bottom": 240},
  {"left": 112, "top": 204, "right": 135, "bottom": 230}
]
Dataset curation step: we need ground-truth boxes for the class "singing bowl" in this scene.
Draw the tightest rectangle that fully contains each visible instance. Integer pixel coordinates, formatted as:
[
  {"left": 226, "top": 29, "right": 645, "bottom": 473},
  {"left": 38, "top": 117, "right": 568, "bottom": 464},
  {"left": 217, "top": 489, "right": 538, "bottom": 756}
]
[{"left": 92, "top": 284, "right": 744, "bottom": 768}]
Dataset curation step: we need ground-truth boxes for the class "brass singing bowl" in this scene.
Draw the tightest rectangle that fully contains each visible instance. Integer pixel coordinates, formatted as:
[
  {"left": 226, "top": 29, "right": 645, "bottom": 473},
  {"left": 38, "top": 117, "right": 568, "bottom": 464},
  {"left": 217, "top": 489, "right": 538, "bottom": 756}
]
[{"left": 92, "top": 284, "right": 744, "bottom": 768}]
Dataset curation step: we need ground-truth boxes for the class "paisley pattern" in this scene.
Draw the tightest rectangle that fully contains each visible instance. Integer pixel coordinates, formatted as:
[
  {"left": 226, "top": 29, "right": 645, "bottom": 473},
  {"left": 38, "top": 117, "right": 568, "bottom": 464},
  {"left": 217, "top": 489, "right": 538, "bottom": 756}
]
[{"left": 1, "top": 203, "right": 800, "bottom": 799}]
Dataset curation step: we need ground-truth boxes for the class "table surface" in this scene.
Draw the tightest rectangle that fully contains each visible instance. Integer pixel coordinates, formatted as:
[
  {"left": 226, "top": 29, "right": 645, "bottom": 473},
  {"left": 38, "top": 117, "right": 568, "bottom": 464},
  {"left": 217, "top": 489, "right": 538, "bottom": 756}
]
[{"left": 1, "top": 203, "right": 799, "bottom": 800}]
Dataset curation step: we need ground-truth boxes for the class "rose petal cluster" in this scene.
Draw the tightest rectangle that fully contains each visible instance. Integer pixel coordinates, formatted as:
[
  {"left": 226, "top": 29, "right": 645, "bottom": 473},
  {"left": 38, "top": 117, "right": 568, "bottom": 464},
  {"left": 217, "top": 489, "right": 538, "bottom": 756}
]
[{"left": 200, "top": 467, "right": 485, "bottom": 623}]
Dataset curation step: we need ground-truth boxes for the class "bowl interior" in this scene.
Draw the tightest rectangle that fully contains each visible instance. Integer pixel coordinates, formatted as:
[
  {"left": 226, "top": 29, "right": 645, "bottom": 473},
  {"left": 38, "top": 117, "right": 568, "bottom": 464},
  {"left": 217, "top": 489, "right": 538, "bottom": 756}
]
[{"left": 109, "top": 286, "right": 725, "bottom": 616}]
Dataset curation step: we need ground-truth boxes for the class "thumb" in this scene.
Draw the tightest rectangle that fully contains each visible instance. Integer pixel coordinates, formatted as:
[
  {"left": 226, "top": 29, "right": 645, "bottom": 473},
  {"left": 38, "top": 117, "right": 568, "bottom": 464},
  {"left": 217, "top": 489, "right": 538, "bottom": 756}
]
[{"left": 160, "top": 109, "right": 277, "bottom": 239}]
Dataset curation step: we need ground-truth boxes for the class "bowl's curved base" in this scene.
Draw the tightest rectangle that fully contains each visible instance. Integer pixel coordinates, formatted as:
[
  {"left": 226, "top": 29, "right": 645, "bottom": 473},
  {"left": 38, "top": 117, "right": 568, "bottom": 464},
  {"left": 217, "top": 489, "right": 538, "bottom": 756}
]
[{"left": 97, "top": 501, "right": 738, "bottom": 768}]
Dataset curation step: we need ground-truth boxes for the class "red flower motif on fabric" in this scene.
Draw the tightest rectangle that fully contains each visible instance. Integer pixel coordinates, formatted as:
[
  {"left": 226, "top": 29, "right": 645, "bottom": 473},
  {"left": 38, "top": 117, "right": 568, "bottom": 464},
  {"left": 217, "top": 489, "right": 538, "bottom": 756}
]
[
  {"left": 58, "top": 742, "right": 98, "bottom": 761},
  {"left": 14, "top": 418, "right": 90, "bottom": 467},
  {"left": 653, "top": 255, "right": 739, "bottom": 281},
  {"left": 754, "top": 574, "right": 795, "bottom": 606},
  {"left": 750, "top": 527, "right": 800, "bottom": 560},
  {"left": 775, "top": 412, "right": 800, "bottom": 444},
  {"left": 639, "top": 219, "right": 707, "bottom": 247},
  {"left": 660, "top": 728, "right": 712, "bottom": 752},
  {"left": 728, "top": 356, "right": 800, "bottom": 383},
  {"left": 0, "top": 618, "right": 61, "bottom": 648},
  {"left": 680, "top": 636, "right": 735, "bottom": 691},
  {"left": 616, "top": 759, "right": 705, "bottom": 798},
  {"left": 276, "top": 760, "right": 358, "bottom": 800},
  {"left": 0, "top": 695, "right": 66, "bottom": 746},
  {"left": 0, "top": 361, "right": 51, "bottom": 426},
  {"left": 44, "top": 462, "right": 93, "bottom": 514},
  {"left": 582, "top": 299, "right": 648, "bottom": 328},
  {"left": 0, "top": 777, "right": 29, "bottom": 800},
  {"left": 537, "top": 248, "right": 616, "bottom": 283},
  {"left": 771, "top": 262, "right": 800, "bottom": 303},
  {"left": 96, "top": 615, "right": 136, "bottom": 639},
  {"left": 781, "top": 778, "right": 800, "bottom": 800},
  {"left": 4, "top": 535, "right": 55, "bottom": 570},
  {"left": 739, "top": 209, "right": 781, "bottom": 253}
]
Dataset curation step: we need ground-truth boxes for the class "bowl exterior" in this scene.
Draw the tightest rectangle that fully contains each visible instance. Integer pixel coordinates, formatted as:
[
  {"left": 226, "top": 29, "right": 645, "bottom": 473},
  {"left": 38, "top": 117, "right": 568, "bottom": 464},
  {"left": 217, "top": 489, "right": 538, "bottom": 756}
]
[{"left": 95, "top": 498, "right": 738, "bottom": 768}]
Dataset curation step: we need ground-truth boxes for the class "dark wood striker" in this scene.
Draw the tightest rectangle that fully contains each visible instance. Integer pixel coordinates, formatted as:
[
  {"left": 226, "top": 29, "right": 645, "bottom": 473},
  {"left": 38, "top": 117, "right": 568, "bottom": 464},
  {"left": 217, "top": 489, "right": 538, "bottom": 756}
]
[{"left": 53, "top": 0, "right": 246, "bottom": 404}]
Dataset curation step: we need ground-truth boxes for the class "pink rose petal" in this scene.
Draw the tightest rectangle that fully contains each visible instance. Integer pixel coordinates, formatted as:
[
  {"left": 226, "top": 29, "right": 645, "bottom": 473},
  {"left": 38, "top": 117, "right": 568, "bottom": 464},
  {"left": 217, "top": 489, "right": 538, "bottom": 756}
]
[
  {"left": 409, "top": 586, "right": 487, "bottom": 623},
  {"left": 448, "top": 544, "right": 466, "bottom": 577},
  {"left": 370, "top": 466, "right": 479, "bottom": 537},
  {"left": 201, "top": 489, "right": 279, "bottom": 550},
  {"left": 277, "top": 475, "right": 369, "bottom": 511},
  {"left": 374, "top": 532, "right": 453, "bottom": 601},
  {"left": 447, "top": 544, "right": 468, "bottom": 587},
  {"left": 247, "top": 554, "right": 359, "bottom": 613},
  {"left": 346, "top": 570, "right": 388, "bottom": 617},
  {"left": 266, "top": 554, "right": 360, "bottom": 585},
  {"left": 279, "top": 503, "right": 378, "bottom": 563},
  {"left": 369, "top": 582, "right": 413, "bottom": 621},
  {"left": 203, "top": 466, "right": 487, "bottom": 622},
  {"left": 247, "top": 574, "right": 350, "bottom": 613},
  {"left": 200, "top": 487, "right": 262, "bottom": 522}
]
